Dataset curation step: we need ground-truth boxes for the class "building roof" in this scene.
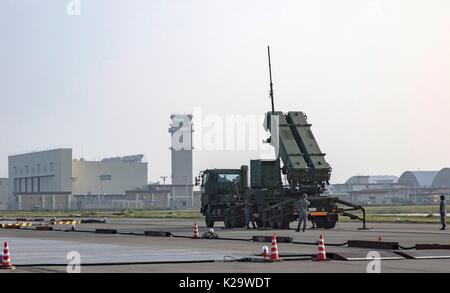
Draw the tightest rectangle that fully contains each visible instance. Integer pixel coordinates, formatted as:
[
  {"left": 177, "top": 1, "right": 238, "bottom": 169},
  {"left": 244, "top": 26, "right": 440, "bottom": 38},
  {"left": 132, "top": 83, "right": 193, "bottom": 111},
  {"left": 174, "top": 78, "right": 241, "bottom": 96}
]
[
  {"left": 9, "top": 148, "right": 71, "bottom": 158},
  {"left": 398, "top": 171, "right": 438, "bottom": 188},
  {"left": 345, "top": 175, "right": 398, "bottom": 185},
  {"left": 73, "top": 154, "right": 145, "bottom": 163},
  {"left": 13, "top": 192, "right": 71, "bottom": 196},
  {"left": 432, "top": 168, "right": 450, "bottom": 187},
  {"left": 126, "top": 189, "right": 170, "bottom": 194}
]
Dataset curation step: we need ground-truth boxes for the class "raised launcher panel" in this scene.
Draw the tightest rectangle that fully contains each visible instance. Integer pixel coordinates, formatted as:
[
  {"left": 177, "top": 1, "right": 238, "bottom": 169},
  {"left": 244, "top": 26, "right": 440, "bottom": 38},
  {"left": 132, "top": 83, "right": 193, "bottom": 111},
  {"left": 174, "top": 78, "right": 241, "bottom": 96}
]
[
  {"left": 286, "top": 111, "right": 331, "bottom": 184},
  {"left": 265, "top": 111, "right": 331, "bottom": 186},
  {"left": 266, "top": 112, "right": 309, "bottom": 184}
]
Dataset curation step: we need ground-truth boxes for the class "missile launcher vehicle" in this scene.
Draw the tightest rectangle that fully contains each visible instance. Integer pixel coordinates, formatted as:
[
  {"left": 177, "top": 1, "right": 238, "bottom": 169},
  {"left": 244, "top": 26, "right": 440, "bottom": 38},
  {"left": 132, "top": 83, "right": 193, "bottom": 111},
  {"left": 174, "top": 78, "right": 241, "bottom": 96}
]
[{"left": 198, "top": 47, "right": 367, "bottom": 229}]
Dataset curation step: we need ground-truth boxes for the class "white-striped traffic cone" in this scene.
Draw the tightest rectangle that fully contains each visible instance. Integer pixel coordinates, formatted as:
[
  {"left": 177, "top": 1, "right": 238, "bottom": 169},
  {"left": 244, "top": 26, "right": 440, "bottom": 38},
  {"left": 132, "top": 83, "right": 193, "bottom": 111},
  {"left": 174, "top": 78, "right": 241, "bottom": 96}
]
[
  {"left": 193, "top": 222, "right": 199, "bottom": 239},
  {"left": 1, "top": 242, "right": 14, "bottom": 269},
  {"left": 314, "top": 235, "right": 327, "bottom": 261},
  {"left": 269, "top": 233, "right": 281, "bottom": 261}
]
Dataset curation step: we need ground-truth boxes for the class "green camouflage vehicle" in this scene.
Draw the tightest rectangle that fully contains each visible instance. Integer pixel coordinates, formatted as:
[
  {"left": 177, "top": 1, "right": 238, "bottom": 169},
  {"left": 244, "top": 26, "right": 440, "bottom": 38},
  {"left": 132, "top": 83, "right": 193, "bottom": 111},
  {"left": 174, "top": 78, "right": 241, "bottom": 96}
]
[{"left": 199, "top": 47, "right": 367, "bottom": 229}]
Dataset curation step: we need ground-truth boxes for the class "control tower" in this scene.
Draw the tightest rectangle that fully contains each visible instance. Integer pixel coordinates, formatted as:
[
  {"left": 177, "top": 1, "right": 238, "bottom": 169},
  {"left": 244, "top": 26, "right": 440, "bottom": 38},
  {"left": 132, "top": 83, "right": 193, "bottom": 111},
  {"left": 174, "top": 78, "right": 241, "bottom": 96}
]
[{"left": 168, "top": 114, "right": 194, "bottom": 208}]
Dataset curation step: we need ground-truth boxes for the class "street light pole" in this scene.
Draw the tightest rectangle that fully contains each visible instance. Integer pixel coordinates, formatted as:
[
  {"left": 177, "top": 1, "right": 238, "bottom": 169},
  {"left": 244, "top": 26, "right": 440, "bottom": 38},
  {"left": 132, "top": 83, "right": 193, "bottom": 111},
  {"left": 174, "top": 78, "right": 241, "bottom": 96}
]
[
  {"left": 70, "top": 177, "right": 78, "bottom": 210},
  {"left": 169, "top": 175, "right": 174, "bottom": 209},
  {"left": 98, "top": 174, "right": 112, "bottom": 209},
  {"left": 184, "top": 176, "right": 188, "bottom": 209},
  {"left": 71, "top": 177, "right": 78, "bottom": 194}
]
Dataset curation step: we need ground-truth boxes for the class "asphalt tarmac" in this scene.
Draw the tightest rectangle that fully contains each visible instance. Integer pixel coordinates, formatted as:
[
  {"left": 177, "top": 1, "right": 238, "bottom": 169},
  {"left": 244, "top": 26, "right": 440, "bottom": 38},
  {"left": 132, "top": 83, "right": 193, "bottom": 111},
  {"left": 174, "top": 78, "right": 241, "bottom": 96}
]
[{"left": 1, "top": 218, "right": 449, "bottom": 273}]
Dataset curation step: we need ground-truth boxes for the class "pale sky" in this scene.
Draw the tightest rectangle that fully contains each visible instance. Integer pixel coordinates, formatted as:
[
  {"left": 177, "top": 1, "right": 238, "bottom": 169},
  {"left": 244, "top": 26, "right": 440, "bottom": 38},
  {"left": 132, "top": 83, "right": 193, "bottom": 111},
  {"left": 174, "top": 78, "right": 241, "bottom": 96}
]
[{"left": 1, "top": 0, "right": 450, "bottom": 183}]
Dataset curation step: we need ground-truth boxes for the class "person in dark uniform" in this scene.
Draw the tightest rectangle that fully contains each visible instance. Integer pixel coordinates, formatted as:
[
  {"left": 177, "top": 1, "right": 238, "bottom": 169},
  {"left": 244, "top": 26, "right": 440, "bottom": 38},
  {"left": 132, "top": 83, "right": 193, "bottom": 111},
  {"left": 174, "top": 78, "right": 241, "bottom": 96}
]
[
  {"left": 245, "top": 201, "right": 257, "bottom": 229},
  {"left": 440, "top": 195, "right": 446, "bottom": 231},
  {"left": 296, "top": 193, "right": 310, "bottom": 232}
]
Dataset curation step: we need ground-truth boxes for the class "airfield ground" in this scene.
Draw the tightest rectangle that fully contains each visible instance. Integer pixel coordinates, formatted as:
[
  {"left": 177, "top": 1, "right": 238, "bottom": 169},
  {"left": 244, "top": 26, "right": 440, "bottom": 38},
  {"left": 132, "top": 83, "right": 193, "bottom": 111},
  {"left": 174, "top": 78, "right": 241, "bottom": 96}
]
[{"left": 0, "top": 218, "right": 449, "bottom": 273}]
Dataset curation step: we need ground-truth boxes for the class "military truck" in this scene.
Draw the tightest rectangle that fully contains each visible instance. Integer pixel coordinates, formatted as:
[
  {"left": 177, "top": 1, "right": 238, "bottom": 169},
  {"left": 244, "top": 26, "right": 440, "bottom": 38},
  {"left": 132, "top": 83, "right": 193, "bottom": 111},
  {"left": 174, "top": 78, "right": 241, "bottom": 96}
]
[
  {"left": 198, "top": 47, "right": 367, "bottom": 229},
  {"left": 199, "top": 167, "right": 248, "bottom": 228}
]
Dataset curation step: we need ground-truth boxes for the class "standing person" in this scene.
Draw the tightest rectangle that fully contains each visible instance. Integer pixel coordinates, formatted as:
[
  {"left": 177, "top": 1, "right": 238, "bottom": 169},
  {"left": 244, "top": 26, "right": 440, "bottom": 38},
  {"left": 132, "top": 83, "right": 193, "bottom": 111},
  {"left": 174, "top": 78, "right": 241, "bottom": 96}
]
[
  {"left": 310, "top": 218, "right": 317, "bottom": 230},
  {"left": 245, "top": 201, "right": 257, "bottom": 229},
  {"left": 440, "top": 195, "right": 446, "bottom": 231},
  {"left": 296, "top": 193, "right": 310, "bottom": 232}
]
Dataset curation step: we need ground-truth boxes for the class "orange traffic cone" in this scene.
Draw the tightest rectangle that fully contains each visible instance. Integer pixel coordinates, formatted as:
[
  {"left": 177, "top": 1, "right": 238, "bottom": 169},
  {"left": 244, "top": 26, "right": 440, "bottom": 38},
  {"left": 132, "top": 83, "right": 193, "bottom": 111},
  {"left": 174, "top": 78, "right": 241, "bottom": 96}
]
[
  {"left": 193, "top": 222, "right": 199, "bottom": 239},
  {"left": 1, "top": 242, "right": 14, "bottom": 269},
  {"left": 314, "top": 235, "right": 328, "bottom": 261},
  {"left": 269, "top": 233, "right": 281, "bottom": 261}
]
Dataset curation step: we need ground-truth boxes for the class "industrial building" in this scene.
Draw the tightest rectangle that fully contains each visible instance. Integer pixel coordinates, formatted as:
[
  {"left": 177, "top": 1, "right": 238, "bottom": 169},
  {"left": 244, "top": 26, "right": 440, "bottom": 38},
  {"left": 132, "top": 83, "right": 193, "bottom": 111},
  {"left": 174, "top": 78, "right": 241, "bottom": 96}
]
[
  {"left": 8, "top": 149, "right": 73, "bottom": 210},
  {"left": 72, "top": 155, "right": 147, "bottom": 196},
  {"left": 8, "top": 149, "right": 148, "bottom": 210},
  {"left": 72, "top": 188, "right": 171, "bottom": 210},
  {"left": 330, "top": 169, "right": 450, "bottom": 205},
  {"left": 139, "top": 183, "right": 201, "bottom": 210},
  {"left": 0, "top": 178, "right": 8, "bottom": 210},
  {"left": 5, "top": 113, "right": 196, "bottom": 210},
  {"left": 397, "top": 171, "right": 438, "bottom": 188},
  {"left": 109, "top": 184, "right": 201, "bottom": 210}
]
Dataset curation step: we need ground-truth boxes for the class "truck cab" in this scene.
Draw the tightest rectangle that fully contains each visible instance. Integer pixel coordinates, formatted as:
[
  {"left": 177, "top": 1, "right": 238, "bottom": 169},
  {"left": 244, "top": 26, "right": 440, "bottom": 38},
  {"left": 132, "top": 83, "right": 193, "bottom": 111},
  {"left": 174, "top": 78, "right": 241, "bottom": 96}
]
[{"left": 199, "top": 167, "right": 248, "bottom": 227}]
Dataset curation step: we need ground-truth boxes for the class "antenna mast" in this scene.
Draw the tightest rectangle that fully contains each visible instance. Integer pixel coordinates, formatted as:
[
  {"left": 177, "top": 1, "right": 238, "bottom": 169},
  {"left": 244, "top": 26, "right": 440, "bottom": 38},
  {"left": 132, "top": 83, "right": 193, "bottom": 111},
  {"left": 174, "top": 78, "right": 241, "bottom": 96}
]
[{"left": 267, "top": 46, "right": 275, "bottom": 114}]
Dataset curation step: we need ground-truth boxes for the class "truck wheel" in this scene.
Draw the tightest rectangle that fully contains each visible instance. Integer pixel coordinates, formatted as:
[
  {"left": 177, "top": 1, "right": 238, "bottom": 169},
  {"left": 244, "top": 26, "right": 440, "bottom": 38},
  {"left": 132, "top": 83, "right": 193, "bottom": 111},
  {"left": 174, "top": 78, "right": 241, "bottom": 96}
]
[
  {"left": 224, "top": 217, "right": 232, "bottom": 228},
  {"left": 236, "top": 218, "right": 246, "bottom": 228},
  {"left": 233, "top": 207, "right": 246, "bottom": 228},
  {"left": 314, "top": 218, "right": 336, "bottom": 229},
  {"left": 275, "top": 219, "right": 284, "bottom": 229},
  {"left": 323, "top": 221, "right": 336, "bottom": 229},
  {"left": 205, "top": 216, "right": 214, "bottom": 228},
  {"left": 224, "top": 210, "right": 232, "bottom": 229},
  {"left": 255, "top": 219, "right": 264, "bottom": 228},
  {"left": 280, "top": 218, "right": 291, "bottom": 229},
  {"left": 269, "top": 218, "right": 279, "bottom": 229}
]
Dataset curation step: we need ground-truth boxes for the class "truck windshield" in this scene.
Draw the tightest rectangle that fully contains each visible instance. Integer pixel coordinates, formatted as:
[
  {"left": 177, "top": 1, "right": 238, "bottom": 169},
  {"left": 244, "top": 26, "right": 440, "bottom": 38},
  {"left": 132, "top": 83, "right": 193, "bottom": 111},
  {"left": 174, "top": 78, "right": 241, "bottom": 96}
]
[
  {"left": 218, "top": 174, "right": 240, "bottom": 183},
  {"left": 202, "top": 173, "right": 209, "bottom": 185}
]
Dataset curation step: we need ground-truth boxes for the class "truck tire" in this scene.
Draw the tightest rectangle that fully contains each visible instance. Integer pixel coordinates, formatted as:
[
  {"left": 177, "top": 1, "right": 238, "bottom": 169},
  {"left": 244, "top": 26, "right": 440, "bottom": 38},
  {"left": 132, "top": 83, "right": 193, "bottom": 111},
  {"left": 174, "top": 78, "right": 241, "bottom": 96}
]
[
  {"left": 224, "top": 210, "right": 232, "bottom": 229},
  {"left": 279, "top": 217, "right": 291, "bottom": 229},
  {"left": 205, "top": 215, "right": 214, "bottom": 228},
  {"left": 255, "top": 218, "right": 264, "bottom": 228},
  {"left": 275, "top": 218, "right": 284, "bottom": 229},
  {"left": 269, "top": 218, "right": 279, "bottom": 229},
  {"left": 314, "top": 217, "right": 337, "bottom": 229}
]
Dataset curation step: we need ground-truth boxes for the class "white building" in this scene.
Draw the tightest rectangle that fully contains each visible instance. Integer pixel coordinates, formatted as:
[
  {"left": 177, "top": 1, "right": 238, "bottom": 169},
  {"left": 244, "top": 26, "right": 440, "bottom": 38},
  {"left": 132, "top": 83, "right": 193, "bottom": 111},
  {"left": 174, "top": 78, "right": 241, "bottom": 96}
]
[
  {"left": 9, "top": 149, "right": 73, "bottom": 210},
  {"left": 72, "top": 155, "right": 147, "bottom": 196},
  {"left": 8, "top": 149, "right": 148, "bottom": 210},
  {"left": 0, "top": 178, "right": 8, "bottom": 210},
  {"left": 329, "top": 171, "right": 450, "bottom": 205}
]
